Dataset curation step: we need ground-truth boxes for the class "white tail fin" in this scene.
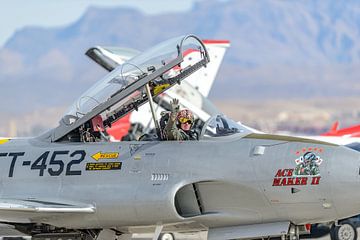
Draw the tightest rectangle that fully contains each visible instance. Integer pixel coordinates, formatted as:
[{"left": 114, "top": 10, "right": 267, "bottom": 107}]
[{"left": 184, "top": 40, "right": 230, "bottom": 97}]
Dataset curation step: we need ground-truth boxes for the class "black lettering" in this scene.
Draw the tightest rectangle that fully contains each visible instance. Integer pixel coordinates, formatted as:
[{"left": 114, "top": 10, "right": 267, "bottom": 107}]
[
  {"left": 31, "top": 152, "right": 49, "bottom": 176},
  {"left": 8, "top": 152, "right": 25, "bottom": 177},
  {"left": 22, "top": 161, "right": 31, "bottom": 166},
  {"left": 66, "top": 150, "right": 85, "bottom": 176},
  {"left": 48, "top": 151, "right": 68, "bottom": 176}
]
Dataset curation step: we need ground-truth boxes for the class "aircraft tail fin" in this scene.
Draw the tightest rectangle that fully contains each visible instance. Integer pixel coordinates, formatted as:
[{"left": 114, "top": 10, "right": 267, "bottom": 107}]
[
  {"left": 330, "top": 121, "right": 339, "bottom": 132},
  {"left": 185, "top": 40, "right": 230, "bottom": 97},
  {"left": 321, "top": 121, "right": 360, "bottom": 138}
]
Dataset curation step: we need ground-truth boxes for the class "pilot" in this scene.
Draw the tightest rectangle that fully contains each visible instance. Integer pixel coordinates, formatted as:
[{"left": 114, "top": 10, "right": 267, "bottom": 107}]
[{"left": 164, "top": 99, "right": 198, "bottom": 140}]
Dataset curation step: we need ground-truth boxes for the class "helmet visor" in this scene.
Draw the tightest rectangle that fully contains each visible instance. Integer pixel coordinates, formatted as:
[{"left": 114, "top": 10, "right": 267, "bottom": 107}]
[{"left": 179, "top": 117, "right": 193, "bottom": 124}]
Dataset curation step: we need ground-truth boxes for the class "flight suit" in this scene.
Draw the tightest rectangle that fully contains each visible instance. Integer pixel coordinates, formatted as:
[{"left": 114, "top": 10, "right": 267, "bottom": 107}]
[
  {"left": 164, "top": 100, "right": 197, "bottom": 141},
  {"left": 164, "top": 109, "right": 188, "bottom": 140}
]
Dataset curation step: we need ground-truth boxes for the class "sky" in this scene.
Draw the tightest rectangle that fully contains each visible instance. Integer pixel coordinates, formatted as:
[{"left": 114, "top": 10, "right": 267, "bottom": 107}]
[{"left": 0, "top": 0, "right": 198, "bottom": 47}]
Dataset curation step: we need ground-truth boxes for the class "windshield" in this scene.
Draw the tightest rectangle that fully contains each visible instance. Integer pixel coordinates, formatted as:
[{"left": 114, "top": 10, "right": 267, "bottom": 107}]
[
  {"left": 200, "top": 114, "right": 252, "bottom": 138},
  {"left": 62, "top": 35, "right": 208, "bottom": 126}
]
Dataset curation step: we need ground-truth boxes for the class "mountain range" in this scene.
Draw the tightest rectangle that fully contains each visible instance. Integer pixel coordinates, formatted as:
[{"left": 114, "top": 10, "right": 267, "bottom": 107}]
[{"left": 0, "top": 0, "right": 359, "bottom": 116}]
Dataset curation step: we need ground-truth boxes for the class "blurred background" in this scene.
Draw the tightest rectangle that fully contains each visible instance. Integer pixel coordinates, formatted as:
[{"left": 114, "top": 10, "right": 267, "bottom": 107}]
[{"left": 0, "top": 0, "right": 359, "bottom": 137}]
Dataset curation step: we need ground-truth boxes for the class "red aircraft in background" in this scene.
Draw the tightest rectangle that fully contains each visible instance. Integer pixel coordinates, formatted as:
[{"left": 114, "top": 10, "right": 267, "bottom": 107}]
[
  {"left": 311, "top": 120, "right": 360, "bottom": 240},
  {"left": 321, "top": 121, "right": 360, "bottom": 138}
]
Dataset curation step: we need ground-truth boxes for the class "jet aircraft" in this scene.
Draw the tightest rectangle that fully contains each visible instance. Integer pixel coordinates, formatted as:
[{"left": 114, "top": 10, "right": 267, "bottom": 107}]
[
  {"left": 322, "top": 122, "right": 360, "bottom": 138},
  {"left": 302, "top": 122, "right": 360, "bottom": 240},
  {"left": 0, "top": 35, "right": 360, "bottom": 240}
]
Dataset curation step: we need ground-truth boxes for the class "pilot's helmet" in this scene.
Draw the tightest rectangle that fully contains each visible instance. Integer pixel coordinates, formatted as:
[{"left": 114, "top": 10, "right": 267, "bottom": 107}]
[
  {"left": 177, "top": 109, "right": 194, "bottom": 126},
  {"left": 303, "top": 152, "right": 316, "bottom": 163}
]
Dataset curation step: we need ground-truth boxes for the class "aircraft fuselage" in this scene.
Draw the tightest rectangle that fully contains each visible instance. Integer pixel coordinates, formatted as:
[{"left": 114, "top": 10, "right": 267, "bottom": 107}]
[{"left": 0, "top": 134, "right": 359, "bottom": 231}]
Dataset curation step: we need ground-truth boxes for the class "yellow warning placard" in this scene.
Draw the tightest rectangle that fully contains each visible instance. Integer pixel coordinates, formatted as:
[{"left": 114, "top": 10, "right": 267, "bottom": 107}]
[
  {"left": 86, "top": 162, "right": 122, "bottom": 171},
  {"left": 91, "top": 152, "right": 119, "bottom": 161}
]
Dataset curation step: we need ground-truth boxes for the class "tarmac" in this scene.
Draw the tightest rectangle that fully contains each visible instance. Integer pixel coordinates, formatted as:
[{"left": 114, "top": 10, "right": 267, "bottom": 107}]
[
  {"left": 6, "top": 227, "right": 360, "bottom": 240},
  {"left": 132, "top": 228, "right": 360, "bottom": 239}
]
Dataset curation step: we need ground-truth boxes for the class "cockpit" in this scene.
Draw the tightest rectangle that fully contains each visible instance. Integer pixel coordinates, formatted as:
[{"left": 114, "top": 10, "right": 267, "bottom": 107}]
[
  {"left": 41, "top": 35, "right": 252, "bottom": 143},
  {"left": 44, "top": 35, "right": 212, "bottom": 143}
]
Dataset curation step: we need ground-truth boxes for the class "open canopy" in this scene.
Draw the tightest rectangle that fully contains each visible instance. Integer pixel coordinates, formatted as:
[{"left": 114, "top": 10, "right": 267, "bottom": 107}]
[
  {"left": 85, "top": 46, "right": 141, "bottom": 71},
  {"left": 49, "top": 35, "right": 209, "bottom": 142}
]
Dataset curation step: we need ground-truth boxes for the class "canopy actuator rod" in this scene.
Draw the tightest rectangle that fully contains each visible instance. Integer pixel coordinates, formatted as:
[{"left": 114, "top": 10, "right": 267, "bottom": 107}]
[{"left": 145, "top": 83, "right": 162, "bottom": 138}]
